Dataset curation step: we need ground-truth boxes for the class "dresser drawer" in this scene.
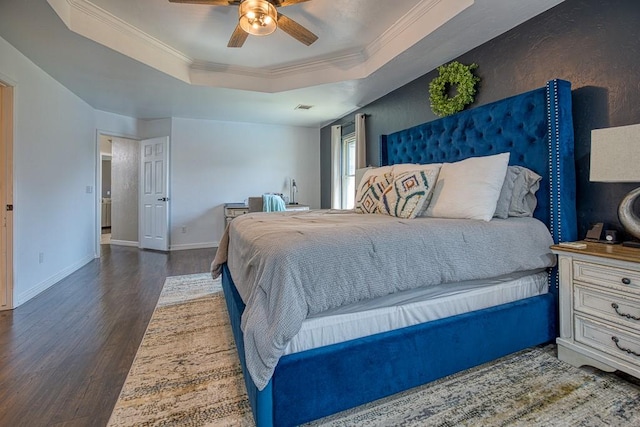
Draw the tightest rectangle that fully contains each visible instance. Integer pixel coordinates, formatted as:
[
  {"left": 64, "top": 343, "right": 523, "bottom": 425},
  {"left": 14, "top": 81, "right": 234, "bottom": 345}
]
[
  {"left": 574, "top": 260, "right": 640, "bottom": 292},
  {"left": 574, "top": 284, "right": 640, "bottom": 331},
  {"left": 225, "top": 207, "right": 249, "bottom": 217},
  {"left": 575, "top": 315, "right": 640, "bottom": 366}
]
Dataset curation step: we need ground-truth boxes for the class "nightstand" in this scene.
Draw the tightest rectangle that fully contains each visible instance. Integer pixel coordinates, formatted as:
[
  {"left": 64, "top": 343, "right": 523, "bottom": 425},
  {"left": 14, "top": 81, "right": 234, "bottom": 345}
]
[
  {"left": 551, "top": 241, "right": 640, "bottom": 378},
  {"left": 224, "top": 203, "right": 250, "bottom": 226},
  {"left": 284, "top": 204, "right": 310, "bottom": 212},
  {"left": 224, "top": 202, "right": 310, "bottom": 226}
]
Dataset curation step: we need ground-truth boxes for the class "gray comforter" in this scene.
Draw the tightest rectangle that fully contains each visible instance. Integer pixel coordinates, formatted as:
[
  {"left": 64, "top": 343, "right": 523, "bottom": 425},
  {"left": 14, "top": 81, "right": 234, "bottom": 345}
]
[{"left": 211, "top": 209, "right": 555, "bottom": 390}]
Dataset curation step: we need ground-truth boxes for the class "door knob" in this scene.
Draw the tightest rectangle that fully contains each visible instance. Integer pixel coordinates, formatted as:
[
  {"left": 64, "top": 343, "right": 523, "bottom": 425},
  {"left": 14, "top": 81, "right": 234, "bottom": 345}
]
[{"left": 157, "top": 197, "right": 170, "bottom": 202}]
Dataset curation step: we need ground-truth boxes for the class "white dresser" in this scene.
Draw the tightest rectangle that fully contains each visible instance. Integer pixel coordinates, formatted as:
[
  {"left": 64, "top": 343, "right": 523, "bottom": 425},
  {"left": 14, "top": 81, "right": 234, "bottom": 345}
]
[{"left": 552, "top": 242, "right": 640, "bottom": 378}]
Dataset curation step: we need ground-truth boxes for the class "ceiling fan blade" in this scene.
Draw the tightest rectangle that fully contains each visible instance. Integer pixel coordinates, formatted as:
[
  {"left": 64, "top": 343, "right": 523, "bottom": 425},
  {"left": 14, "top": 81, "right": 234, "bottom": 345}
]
[
  {"left": 228, "top": 24, "right": 249, "bottom": 48},
  {"left": 277, "top": 12, "right": 317, "bottom": 46},
  {"left": 271, "top": 0, "right": 311, "bottom": 7},
  {"left": 168, "top": 0, "right": 239, "bottom": 5}
]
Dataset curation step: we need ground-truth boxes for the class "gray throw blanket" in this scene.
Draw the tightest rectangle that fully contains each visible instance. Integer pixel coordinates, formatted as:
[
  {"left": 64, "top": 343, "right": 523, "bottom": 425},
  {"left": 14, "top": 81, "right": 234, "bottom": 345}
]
[{"left": 211, "top": 210, "right": 555, "bottom": 390}]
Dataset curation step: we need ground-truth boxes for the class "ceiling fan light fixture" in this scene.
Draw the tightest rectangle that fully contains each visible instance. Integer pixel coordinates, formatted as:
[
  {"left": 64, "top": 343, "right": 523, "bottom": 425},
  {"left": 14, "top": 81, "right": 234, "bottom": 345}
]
[{"left": 239, "top": 0, "right": 277, "bottom": 36}]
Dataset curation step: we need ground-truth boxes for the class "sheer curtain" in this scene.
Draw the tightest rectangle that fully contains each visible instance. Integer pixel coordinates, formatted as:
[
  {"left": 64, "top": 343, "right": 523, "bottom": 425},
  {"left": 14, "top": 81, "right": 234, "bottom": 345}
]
[
  {"left": 331, "top": 114, "right": 366, "bottom": 209},
  {"left": 355, "top": 113, "right": 366, "bottom": 169},
  {"left": 330, "top": 125, "right": 342, "bottom": 209}
]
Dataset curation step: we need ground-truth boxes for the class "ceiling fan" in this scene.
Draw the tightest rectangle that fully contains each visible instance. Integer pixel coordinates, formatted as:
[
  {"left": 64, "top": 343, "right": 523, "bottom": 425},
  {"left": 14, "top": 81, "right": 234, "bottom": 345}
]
[{"left": 168, "top": 0, "right": 318, "bottom": 48}]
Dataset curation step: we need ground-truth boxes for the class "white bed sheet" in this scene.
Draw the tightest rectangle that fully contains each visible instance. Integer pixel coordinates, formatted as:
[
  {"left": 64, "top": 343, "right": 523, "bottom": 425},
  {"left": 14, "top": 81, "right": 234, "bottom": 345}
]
[{"left": 283, "top": 269, "right": 548, "bottom": 355}]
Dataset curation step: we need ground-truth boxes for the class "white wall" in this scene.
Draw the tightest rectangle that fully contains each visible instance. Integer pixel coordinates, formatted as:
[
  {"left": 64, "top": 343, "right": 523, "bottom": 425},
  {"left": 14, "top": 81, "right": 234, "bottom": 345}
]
[
  {"left": 170, "top": 117, "right": 320, "bottom": 250},
  {"left": 140, "top": 118, "right": 171, "bottom": 140},
  {"left": 95, "top": 110, "right": 140, "bottom": 140},
  {"left": 96, "top": 114, "right": 321, "bottom": 251},
  {"left": 0, "top": 36, "right": 96, "bottom": 306},
  {"left": 0, "top": 35, "right": 322, "bottom": 305}
]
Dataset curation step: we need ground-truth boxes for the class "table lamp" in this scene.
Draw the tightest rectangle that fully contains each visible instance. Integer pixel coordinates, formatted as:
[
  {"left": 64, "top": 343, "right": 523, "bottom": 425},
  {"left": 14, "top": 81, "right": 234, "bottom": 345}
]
[
  {"left": 291, "top": 179, "right": 298, "bottom": 205},
  {"left": 590, "top": 123, "right": 640, "bottom": 248}
]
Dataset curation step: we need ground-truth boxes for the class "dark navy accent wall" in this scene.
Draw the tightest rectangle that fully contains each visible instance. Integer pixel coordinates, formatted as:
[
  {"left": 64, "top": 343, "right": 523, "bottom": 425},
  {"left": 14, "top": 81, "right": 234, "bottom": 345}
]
[{"left": 320, "top": 0, "right": 640, "bottom": 240}]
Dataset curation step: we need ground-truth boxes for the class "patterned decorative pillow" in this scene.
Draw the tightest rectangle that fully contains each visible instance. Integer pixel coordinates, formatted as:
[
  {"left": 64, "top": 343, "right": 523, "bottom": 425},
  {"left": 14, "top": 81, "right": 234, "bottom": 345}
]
[
  {"left": 379, "top": 170, "right": 433, "bottom": 219},
  {"left": 355, "top": 172, "right": 393, "bottom": 213}
]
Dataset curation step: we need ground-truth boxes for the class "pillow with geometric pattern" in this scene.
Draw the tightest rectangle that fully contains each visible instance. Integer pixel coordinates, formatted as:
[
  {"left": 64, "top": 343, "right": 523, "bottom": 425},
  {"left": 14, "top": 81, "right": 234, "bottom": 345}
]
[
  {"left": 355, "top": 171, "right": 394, "bottom": 214},
  {"left": 378, "top": 170, "right": 433, "bottom": 219}
]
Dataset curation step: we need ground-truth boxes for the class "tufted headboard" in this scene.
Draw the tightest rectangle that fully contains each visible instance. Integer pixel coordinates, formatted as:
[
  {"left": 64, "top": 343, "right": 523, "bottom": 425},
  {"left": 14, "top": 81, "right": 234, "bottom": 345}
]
[{"left": 380, "top": 79, "right": 577, "bottom": 245}]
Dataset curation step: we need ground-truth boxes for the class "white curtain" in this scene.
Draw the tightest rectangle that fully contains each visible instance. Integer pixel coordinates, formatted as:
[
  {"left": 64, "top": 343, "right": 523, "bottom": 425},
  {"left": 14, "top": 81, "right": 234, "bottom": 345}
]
[
  {"left": 330, "top": 125, "right": 342, "bottom": 209},
  {"left": 355, "top": 113, "right": 366, "bottom": 169}
]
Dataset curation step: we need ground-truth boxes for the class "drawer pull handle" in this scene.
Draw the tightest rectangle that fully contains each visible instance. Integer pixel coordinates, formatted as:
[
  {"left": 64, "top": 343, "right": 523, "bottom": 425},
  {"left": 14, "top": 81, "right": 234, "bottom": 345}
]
[
  {"left": 612, "top": 336, "right": 640, "bottom": 357},
  {"left": 611, "top": 303, "right": 640, "bottom": 321},
  {"left": 622, "top": 277, "right": 632, "bottom": 285}
]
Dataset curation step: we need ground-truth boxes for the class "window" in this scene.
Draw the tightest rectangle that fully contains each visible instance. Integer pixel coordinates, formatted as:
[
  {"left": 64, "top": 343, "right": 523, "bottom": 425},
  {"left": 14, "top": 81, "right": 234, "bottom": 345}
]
[
  {"left": 331, "top": 121, "right": 364, "bottom": 210},
  {"left": 341, "top": 133, "right": 356, "bottom": 209}
]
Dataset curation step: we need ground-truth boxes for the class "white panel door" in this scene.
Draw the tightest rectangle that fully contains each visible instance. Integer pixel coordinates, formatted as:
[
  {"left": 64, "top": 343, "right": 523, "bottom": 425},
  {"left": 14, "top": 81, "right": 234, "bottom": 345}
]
[
  {"left": 139, "top": 136, "right": 169, "bottom": 251},
  {"left": 0, "top": 84, "right": 13, "bottom": 310}
]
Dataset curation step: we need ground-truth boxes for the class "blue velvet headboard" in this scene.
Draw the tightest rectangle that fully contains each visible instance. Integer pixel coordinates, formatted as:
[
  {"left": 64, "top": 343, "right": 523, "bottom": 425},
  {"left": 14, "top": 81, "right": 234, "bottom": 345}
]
[{"left": 380, "top": 79, "right": 577, "bottom": 245}]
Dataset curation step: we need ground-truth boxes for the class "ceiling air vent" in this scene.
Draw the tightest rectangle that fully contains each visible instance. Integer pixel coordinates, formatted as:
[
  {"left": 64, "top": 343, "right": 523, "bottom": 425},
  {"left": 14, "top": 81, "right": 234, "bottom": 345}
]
[{"left": 295, "top": 104, "right": 314, "bottom": 110}]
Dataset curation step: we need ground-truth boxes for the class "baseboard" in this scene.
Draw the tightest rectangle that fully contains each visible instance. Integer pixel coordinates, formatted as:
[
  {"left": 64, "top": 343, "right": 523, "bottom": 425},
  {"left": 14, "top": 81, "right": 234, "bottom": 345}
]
[
  {"left": 108, "top": 240, "right": 218, "bottom": 250},
  {"left": 14, "top": 254, "right": 94, "bottom": 307},
  {"left": 170, "top": 242, "right": 218, "bottom": 251},
  {"left": 110, "top": 239, "right": 139, "bottom": 247}
]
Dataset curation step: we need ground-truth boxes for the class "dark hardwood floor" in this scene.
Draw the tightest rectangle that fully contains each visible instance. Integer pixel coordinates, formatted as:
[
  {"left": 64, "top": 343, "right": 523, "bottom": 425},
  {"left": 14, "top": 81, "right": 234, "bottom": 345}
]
[{"left": 0, "top": 244, "right": 216, "bottom": 427}]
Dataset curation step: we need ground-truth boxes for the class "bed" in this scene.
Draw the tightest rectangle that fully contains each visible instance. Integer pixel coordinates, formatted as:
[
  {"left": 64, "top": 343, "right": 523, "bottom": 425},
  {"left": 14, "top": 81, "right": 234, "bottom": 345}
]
[{"left": 217, "top": 79, "right": 577, "bottom": 426}]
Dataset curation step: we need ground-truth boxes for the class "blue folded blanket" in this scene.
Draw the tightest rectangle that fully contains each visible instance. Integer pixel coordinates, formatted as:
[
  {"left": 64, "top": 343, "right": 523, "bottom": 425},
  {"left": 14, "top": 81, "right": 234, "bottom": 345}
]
[{"left": 263, "top": 194, "right": 286, "bottom": 212}]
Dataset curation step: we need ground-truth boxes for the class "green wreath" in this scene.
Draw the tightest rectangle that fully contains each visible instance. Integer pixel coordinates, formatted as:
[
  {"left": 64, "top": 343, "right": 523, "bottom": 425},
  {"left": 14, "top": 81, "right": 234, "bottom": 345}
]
[{"left": 429, "top": 61, "right": 480, "bottom": 117}]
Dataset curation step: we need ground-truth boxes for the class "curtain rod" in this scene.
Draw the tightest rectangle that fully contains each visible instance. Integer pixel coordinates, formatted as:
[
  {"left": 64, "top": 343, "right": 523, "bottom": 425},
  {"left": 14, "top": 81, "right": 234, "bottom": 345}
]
[{"left": 340, "top": 113, "right": 369, "bottom": 127}]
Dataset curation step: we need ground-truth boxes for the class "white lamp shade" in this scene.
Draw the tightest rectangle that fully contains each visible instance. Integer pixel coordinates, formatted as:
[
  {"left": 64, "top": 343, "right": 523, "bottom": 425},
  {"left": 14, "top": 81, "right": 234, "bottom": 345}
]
[{"left": 590, "top": 123, "right": 640, "bottom": 182}]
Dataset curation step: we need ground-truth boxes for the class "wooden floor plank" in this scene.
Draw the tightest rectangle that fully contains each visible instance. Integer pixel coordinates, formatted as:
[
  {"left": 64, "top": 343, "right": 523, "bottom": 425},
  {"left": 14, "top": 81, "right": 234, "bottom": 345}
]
[{"left": 0, "top": 245, "right": 215, "bottom": 426}]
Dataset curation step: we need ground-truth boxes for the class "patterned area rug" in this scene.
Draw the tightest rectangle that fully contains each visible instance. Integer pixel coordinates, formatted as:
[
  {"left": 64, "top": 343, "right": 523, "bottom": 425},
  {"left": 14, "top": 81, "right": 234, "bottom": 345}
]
[{"left": 108, "top": 273, "right": 640, "bottom": 426}]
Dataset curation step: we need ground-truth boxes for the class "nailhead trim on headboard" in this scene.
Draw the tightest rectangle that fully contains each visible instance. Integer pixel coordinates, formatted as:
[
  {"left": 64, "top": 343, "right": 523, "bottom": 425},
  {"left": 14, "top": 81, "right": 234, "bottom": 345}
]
[{"left": 547, "top": 80, "right": 560, "bottom": 290}]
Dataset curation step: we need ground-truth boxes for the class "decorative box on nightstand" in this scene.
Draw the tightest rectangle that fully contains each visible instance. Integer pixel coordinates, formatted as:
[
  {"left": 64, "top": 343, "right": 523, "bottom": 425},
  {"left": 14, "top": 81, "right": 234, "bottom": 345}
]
[{"left": 551, "top": 241, "right": 640, "bottom": 378}]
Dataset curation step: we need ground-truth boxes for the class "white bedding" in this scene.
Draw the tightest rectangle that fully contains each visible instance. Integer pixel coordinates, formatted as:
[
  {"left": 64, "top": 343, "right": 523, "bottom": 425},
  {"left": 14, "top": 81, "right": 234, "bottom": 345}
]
[{"left": 284, "top": 269, "right": 548, "bottom": 355}]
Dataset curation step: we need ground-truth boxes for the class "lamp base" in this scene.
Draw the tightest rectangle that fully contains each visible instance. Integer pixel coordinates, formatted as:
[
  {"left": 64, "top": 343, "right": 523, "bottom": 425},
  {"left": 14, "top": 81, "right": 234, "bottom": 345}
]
[
  {"left": 622, "top": 241, "right": 640, "bottom": 249},
  {"left": 618, "top": 186, "right": 640, "bottom": 243}
]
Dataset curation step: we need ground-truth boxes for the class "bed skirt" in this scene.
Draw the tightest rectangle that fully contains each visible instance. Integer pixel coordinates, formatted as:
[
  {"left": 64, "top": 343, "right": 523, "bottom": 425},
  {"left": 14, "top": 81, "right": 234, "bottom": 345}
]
[{"left": 221, "top": 263, "right": 557, "bottom": 427}]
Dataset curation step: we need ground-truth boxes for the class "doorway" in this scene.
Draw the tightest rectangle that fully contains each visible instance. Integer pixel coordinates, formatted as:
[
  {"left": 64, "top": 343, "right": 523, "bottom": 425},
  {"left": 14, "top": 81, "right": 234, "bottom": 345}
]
[
  {"left": 96, "top": 134, "right": 140, "bottom": 256},
  {"left": 0, "top": 82, "right": 14, "bottom": 310},
  {"left": 100, "top": 137, "right": 112, "bottom": 245}
]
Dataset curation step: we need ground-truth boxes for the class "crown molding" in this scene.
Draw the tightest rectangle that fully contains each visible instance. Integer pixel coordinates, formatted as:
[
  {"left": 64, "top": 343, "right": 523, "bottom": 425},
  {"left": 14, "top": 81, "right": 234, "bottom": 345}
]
[
  {"left": 47, "top": 0, "right": 193, "bottom": 82},
  {"left": 363, "top": 0, "right": 473, "bottom": 75},
  {"left": 192, "top": 49, "right": 365, "bottom": 78},
  {"left": 46, "top": 0, "right": 471, "bottom": 92},
  {"left": 190, "top": 49, "right": 367, "bottom": 92}
]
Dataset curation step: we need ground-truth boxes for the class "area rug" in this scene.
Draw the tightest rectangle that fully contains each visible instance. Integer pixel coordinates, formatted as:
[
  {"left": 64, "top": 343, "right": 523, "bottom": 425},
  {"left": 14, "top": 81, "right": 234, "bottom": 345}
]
[{"left": 108, "top": 273, "right": 640, "bottom": 426}]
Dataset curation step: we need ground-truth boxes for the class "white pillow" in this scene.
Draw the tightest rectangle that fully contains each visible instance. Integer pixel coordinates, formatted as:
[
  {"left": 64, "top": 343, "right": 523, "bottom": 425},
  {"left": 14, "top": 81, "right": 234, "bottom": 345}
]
[
  {"left": 425, "top": 153, "right": 510, "bottom": 221},
  {"left": 392, "top": 163, "right": 443, "bottom": 178}
]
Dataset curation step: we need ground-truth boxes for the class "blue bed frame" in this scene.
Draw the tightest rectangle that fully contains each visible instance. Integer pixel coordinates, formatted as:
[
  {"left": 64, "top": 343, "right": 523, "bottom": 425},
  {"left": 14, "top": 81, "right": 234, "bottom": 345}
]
[{"left": 221, "top": 79, "right": 577, "bottom": 426}]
